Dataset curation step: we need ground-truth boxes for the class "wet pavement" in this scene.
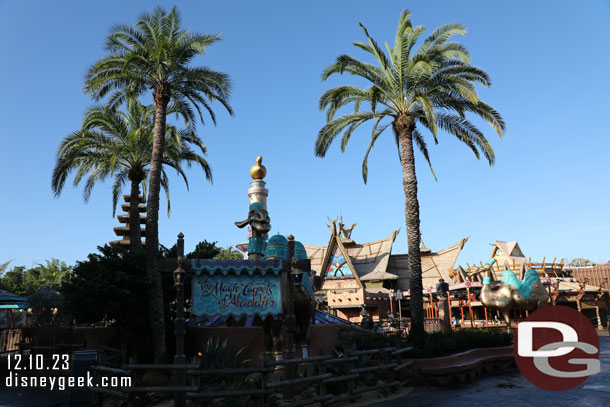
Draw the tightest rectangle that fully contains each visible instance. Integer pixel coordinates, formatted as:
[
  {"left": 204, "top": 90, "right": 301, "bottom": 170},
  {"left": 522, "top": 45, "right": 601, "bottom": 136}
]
[
  {"left": 0, "top": 361, "right": 67, "bottom": 407},
  {"left": 369, "top": 335, "right": 610, "bottom": 407},
  {"left": 0, "top": 385, "right": 65, "bottom": 407}
]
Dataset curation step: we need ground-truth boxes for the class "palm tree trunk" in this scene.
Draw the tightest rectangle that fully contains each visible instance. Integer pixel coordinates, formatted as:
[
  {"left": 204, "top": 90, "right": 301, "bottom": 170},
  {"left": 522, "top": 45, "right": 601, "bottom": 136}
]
[
  {"left": 394, "top": 116, "right": 425, "bottom": 338},
  {"left": 146, "top": 88, "right": 169, "bottom": 362},
  {"left": 128, "top": 177, "right": 142, "bottom": 251}
]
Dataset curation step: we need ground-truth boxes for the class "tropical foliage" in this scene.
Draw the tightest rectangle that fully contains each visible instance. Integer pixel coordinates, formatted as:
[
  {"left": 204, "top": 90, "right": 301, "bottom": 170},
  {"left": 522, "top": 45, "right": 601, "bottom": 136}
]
[
  {"left": 569, "top": 258, "right": 596, "bottom": 267},
  {"left": 84, "top": 6, "right": 233, "bottom": 361},
  {"left": 214, "top": 246, "right": 244, "bottom": 260},
  {"left": 0, "top": 259, "right": 71, "bottom": 326},
  {"left": 187, "top": 240, "right": 224, "bottom": 259},
  {"left": 316, "top": 9, "right": 504, "bottom": 336},
  {"left": 28, "top": 287, "right": 66, "bottom": 326},
  {"left": 161, "top": 239, "right": 222, "bottom": 259},
  {"left": 63, "top": 245, "right": 148, "bottom": 327},
  {"left": 0, "top": 259, "right": 71, "bottom": 297},
  {"left": 0, "top": 261, "right": 11, "bottom": 275}
]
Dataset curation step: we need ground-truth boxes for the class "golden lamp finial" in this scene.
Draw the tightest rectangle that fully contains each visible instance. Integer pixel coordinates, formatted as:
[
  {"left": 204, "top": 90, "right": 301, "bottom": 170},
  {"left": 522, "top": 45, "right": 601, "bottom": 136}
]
[{"left": 250, "top": 156, "right": 267, "bottom": 180}]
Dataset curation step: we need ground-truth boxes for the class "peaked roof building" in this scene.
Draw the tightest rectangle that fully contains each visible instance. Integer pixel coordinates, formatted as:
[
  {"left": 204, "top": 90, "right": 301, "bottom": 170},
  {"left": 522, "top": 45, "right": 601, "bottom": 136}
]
[
  {"left": 389, "top": 237, "right": 469, "bottom": 291},
  {"left": 304, "top": 217, "right": 399, "bottom": 288},
  {"left": 490, "top": 241, "right": 526, "bottom": 266},
  {"left": 303, "top": 217, "right": 467, "bottom": 322}
]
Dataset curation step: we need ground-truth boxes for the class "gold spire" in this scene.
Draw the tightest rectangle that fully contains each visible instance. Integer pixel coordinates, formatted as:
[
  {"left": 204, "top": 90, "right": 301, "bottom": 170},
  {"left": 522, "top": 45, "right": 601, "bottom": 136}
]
[{"left": 250, "top": 156, "right": 267, "bottom": 180}]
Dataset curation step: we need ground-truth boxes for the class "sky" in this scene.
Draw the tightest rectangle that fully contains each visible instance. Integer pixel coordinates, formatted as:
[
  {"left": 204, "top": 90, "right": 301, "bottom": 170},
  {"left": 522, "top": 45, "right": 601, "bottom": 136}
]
[{"left": 1, "top": 1, "right": 609, "bottom": 269}]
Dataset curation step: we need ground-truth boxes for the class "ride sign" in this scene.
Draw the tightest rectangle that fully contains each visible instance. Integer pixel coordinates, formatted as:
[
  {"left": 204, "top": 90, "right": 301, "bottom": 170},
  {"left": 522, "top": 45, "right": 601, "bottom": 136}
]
[{"left": 191, "top": 273, "right": 282, "bottom": 318}]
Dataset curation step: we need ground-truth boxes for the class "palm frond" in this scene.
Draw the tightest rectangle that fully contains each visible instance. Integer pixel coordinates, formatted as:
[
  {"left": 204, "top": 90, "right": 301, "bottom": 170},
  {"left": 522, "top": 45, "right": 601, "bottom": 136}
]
[
  {"left": 160, "top": 170, "right": 171, "bottom": 217},
  {"left": 315, "top": 111, "right": 390, "bottom": 157},
  {"left": 362, "top": 117, "right": 390, "bottom": 183},
  {"left": 52, "top": 97, "right": 213, "bottom": 214},
  {"left": 412, "top": 129, "right": 437, "bottom": 181},
  {"left": 112, "top": 170, "right": 129, "bottom": 217},
  {"left": 317, "top": 8, "right": 504, "bottom": 187}
]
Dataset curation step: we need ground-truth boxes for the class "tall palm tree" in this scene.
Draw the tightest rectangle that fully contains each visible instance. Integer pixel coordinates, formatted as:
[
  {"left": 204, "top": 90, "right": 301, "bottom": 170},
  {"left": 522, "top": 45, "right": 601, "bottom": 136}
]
[
  {"left": 84, "top": 6, "right": 232, "bottom": 361},
  {"left": 52, "top": 99, "right": 212, "bottom": 251},
  {"left": 315, "top": 10, "right": 504, "bottom": 337}
]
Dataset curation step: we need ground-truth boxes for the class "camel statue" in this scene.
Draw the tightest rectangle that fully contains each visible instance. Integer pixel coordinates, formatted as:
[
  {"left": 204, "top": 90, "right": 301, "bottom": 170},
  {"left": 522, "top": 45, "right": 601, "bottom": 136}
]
[{"left": 463, "top": 259, "right": 549, "bottom": 329}]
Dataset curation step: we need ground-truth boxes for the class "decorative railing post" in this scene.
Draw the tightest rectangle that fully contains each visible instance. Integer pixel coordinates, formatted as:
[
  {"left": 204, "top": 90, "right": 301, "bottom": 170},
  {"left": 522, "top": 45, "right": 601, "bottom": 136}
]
[
  {"left": 345, "top": 346, "right": 355, "bottom": 399},
  {"left": 318, "top": 358, "right": 327, "bottom": 397},
  {"left": 173, "top": 232, "right": 187, "bottom": 407},
  {"left": 283, "top": 235, "right": 297, "bottom": 401}
]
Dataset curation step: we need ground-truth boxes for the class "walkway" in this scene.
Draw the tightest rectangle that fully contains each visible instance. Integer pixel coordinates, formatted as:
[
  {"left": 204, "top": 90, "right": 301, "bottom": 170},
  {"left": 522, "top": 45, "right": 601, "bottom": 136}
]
[
  {"left": 368, "top": 336, "right": 610, "bottom": 407},
  {"left": 0, "top": 384, "right": 65, "bottom": 407}
]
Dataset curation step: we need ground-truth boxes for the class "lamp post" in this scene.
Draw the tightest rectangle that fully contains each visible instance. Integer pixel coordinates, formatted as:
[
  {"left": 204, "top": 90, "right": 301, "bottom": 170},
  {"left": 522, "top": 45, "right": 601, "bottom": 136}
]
[
  {"left": 436, "top": 279, "right": 451, "bottom": 332},
  {"left": 542, "top": 276, "right": 552, "bottom": 297},
  {"left": 465, "top": 279, "right": 474, "bottom": 327},
  {"left": 173, "top": 232, "right": 186, "bottom": 407},
  {"left": 360, "top": 307, "right": 372, "bottom": 330},
  {"left": 394, "top": 290, "right": 404, "bottom": 331}
]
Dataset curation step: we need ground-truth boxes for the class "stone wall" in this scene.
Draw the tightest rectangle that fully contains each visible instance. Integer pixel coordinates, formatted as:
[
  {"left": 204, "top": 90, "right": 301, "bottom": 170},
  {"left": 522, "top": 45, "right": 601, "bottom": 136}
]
[{"left": 30, "top": 326, "right": 121, "bottom": 348}]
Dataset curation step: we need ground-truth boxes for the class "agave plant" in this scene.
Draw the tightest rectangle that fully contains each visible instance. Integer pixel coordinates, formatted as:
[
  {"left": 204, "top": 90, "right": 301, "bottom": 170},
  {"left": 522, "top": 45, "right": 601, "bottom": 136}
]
[
  {"left": 194, "top": 337, "right": 261, "bottom": 406},
  {"left": 198, "top": 337, "right": 250, "bottom": 369}
]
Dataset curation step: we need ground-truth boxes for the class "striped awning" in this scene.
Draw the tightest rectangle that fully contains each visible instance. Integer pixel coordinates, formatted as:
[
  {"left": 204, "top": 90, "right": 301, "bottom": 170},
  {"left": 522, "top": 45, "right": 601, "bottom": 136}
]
[
  {"left": 191, "top": 259, "right": 284, "bottom": 276},
  {"left": 0, "top": 304, "right": 28, "bottom": 309}
]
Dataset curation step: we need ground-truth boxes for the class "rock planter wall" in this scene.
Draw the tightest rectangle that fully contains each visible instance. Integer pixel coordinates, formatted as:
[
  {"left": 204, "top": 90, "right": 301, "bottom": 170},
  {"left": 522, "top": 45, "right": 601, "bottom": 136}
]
[{"left": 414, "top": 345, "right": 514, "bottom": 385}]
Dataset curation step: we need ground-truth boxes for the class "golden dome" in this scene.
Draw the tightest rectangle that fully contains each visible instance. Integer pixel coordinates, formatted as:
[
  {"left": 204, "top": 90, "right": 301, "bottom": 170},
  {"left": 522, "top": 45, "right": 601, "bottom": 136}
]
[{"left": 249, "top": 156, "right": 267, "bottom": 180}]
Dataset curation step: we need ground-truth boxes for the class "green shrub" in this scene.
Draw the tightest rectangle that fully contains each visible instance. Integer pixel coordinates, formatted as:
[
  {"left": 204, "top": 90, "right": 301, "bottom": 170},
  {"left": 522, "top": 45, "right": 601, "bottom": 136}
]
[
  {"left": 63, "top": 245, "right": 149, "bottom": 327},
  {"left": 28, "top": 287, "right": 65, "bottom": 325},
  {"left": 404, "top": 329, "right": 513, "bottom": 358},
  {"left": 352, "top": 332, "right": 402, "bottom": 350},
  {"left": 0, "top": 259, "right": 71, "bottom": 297},
  {"left": 62, "top": 245, "right": 155, "bottom": 361}
]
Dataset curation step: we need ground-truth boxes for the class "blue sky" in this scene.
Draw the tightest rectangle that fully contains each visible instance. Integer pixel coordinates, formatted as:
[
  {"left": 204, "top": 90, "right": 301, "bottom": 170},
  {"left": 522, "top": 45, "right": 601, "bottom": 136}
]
[{"left": 1, "top": 1, "right": 609, "bottom": 269}]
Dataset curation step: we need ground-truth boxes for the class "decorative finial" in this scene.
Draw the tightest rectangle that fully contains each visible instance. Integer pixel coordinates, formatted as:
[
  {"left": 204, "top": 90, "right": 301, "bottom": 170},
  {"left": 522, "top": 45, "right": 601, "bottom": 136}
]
[{"left": 250, "top": 156, "right": 267, "bottom": 180}]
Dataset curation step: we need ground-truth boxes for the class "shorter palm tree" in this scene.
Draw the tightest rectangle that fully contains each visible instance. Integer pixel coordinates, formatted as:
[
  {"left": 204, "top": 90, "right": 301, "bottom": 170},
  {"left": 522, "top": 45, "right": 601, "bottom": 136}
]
[{"left": 52, "top": 99, "right": 212, "bottom": 249}]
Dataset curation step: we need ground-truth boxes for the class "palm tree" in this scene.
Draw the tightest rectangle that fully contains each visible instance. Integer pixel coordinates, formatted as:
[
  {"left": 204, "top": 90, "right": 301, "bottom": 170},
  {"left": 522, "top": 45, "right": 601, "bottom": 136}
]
[
  {"left": 32, "top": 259, "right": 72, "bottom": 290},
  {"left": 0, "top": 260, "right": 11, "bottom": 275},
  {"left": 52, "top": 99, "right": 212, "bottom": 252},
  {"left": 214, "top": 246, "right": 244, "bottom": 260},
  {"left": 84, "top": 6, "right": 232, "bottom": 361},
  {"left": 315, "top": 10, "right": 504, "bottom": 337}
]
